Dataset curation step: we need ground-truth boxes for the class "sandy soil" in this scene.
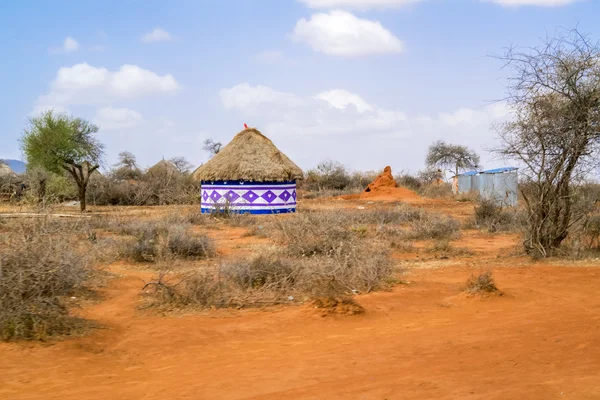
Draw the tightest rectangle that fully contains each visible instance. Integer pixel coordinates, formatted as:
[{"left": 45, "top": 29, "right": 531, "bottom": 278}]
[{"left": 2, "top": 195, "right": 600, "bottom": 399}]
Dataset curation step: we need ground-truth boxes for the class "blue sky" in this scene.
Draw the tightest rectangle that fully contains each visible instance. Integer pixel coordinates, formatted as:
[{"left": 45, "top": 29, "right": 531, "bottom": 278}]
[{"left": 1, "top": 0, "right": 599, "bottom": 174}]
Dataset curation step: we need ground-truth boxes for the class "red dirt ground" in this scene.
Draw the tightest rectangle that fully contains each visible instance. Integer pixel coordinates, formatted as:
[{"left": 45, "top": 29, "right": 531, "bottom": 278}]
[
  {"left": 2, "top": 199, "right": 600, "bottom": 399},
  {"left": 341, "top": 186, "right": 423, "bottom": 204}
]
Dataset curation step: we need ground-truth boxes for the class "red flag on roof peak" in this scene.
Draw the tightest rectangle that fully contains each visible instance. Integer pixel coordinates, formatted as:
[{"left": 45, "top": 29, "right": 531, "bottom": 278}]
[{"left": 244, "top": 123, "right": 248, "bottom": 129}]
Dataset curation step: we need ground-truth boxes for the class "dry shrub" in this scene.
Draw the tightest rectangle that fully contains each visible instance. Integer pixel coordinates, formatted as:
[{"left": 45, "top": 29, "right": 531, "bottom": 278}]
[
  {"left": 312, "top": 297, "right": 365, "bottom": 316},
  {"left": 474, "top": 199, "right": 523, "bottom": 233},
  {"left": 117, "top": 219, "right": 215, "bottom": 263},
  {"left": 167, "top": 226, "right": 214, "bottom": 259},
  {"left": 355, "top": 204, "right": 424, "bottom": 225},
  {"left": 0, "top": 219, "right": 97, "bottom": 340},
  {"left": 419, "top": 183, "right": 453, "bottom": 199},
  {"left": 396, "top": 173, "right": 423, "bottom": 192},
  {"left": 464, "top": 271, "right": 499, "bottom": 294},
  {"left": 583, "top": 215, "right": 600, "bottom": 250},
  {"left": 222, "top": 254, "right": 297, "bottom": 291},
  {"left": 150, "top": 238, "right": 394, "bottom": 309},
  {"left": 427, "top": 240, "right": 473, "bottom": 257},
  {"left": 409, "top": 214, "right": 460, "bottom": 240},
  {"left": 146, "top": 270, "right": 230, "bottom": 308},
  {"left": 268, "top": 212, "right": 354, "bottom": 257},
  {"left": 301, "top": 246, "right": 393, "bottom": 296}
]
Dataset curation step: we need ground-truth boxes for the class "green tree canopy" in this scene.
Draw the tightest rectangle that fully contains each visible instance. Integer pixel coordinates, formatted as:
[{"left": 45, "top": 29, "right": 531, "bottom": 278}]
[
  {"left": 426, "top": 141, "right": 481, "bottom": 176},
  {"left": 20, "top": 111, "right": 105, "bottom": 211}
]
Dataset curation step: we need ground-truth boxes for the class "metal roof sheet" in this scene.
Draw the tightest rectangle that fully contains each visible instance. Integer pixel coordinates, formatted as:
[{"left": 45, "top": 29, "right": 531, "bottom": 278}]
[
  {"left": 457, "top": 167, "right": 518, "bottom": 176},
  {"left": 480, "top": 167, "right": 518, "bottom": 174}
]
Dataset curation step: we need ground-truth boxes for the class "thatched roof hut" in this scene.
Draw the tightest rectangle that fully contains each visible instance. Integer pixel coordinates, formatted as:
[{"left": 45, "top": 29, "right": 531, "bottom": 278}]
[
  {"left": 193, "top": 128, "right": 303, "bottom": 183},
  {"left": 0, "top": 161, "right": 15, "bottom": 177},
  {"left": 146, "top": 159, "right": 181, "bottom": 178},
  {"left": 195, "top": 128, "right": 303, "bottom": 215}
]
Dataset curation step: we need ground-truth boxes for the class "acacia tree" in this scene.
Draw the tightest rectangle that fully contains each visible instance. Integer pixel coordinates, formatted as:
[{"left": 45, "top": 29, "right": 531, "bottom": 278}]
[
  {"left": 112, "top": 151, "right": 142, "bottom": 181},
  {"left": 496, "top": 28, "right": 600, "bottom": 257},
  {"left": 202, "top": 138, "right": 222, "bottom": 158},
  {"left": 20, "top": 111, "right": 104, "bottom": 212},
  {"left": 116, "top": 151, "right": 137, "bottom": 169},
  {"left": 169, "top": 156, "right": 194, "bottom": 173},
  {"left": 426, "top": 141, "right": 481, "bottom": 177}
]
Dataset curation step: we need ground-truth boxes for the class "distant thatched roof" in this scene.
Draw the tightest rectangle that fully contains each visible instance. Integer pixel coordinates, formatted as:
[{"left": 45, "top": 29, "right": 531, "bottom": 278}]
[
  {"left": 0, "top": 161, "right": 15, "bottom": 177},
  {"left": 193, "top": 128, "right": 303, "bottom": 182},
  {"left": 146, "top": 160, "right": 181, "bottom": 177}
]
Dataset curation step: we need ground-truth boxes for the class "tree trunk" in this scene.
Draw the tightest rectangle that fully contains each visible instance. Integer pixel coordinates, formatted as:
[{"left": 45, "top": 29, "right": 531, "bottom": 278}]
[
  {"left": 38, "top": 178, "right": 46, "bottom": 205},
  {"left": 64, "top": 161, "right": 98, "bottom": 213},
  {"left": 79, "top": 184, "right": 87, "bottom": 212}
]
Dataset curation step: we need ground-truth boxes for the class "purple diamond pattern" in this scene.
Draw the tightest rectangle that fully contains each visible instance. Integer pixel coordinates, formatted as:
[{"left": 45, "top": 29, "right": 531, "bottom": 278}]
[
  {"left": 224, "top": 190, "right": 240, "bottom": 202},
  {"left": 202, "top": 191, "right": 209, "bottom": 202},
  {"left": 210, "top": 191, "right": 222, "bottom": 202},
  {"left": 242, "top": 191, "right": 259, "bottom": 203},
  {"left": 292, "top": 190, "right": 297, "bottom": 201},
  {"left": 279, "top": 190, "right": 291, "bottom": 202},
  {"left": 261, "top": 190, "right": 277, "bottom": 204}
]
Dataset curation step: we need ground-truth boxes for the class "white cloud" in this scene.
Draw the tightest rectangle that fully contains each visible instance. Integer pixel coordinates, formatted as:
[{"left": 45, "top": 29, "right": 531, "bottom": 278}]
[
  {"left": 292, "top": 11, "right": 403, "bottom": 56},
  {"left": 35, "top": 63, "right": 180, "bottom": 110},
  {"left": 484, "top": 0, "right": 579, "bottom": 5},
  {"left": 219, "top": 83, "right": 509, "bottom": 172},
  {"left": 298, "top": 0, "right": 579, "bottom": 8},
  {"left": 298, "top": 0, "right": 425, "bottom": 10},
  {"left": 94, "top": 107, "right": 144, "bottom": 131},
  {"left": 221, "top": 83, "right": 305, "bottom": 112},
  {"left": 141, "top": 28, "right": 173, "bottom": 43},
  {"left": 49, "top": 36, "right": 79, "bottom": 54},
  {"left": 315, "top": 89, "right": 373, "bottom": 113}
]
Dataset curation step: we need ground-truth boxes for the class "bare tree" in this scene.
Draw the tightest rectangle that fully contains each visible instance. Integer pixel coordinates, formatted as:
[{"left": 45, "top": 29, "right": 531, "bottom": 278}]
[
  {"left": 426, "top": 141, "right": 480, "bottom": 177},
  {"left": 495, "top": 28, "right": 600, "bottom": 257},
  {"left": 113, "top": 151, "right": 142, "bottom": 181},
  {"left": 202, "top": 139, "right": 222, "bottom": 158},
  {"left": 169, "top": 156, "right": 194, "bottom": 173},
  {"left": 116, "top": 151, "right": 137, "bottom": 169}
]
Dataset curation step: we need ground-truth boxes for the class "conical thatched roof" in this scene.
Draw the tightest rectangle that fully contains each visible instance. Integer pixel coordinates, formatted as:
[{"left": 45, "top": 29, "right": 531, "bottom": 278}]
[
  {"left": 193, "top": 128, "right": 303, "bottom": 182},
  {"left": 146, "top": 160, "right": 181, "bottom": 177},
  {"left": 0, "top": 161, "right": 15, "bottom": 177}
]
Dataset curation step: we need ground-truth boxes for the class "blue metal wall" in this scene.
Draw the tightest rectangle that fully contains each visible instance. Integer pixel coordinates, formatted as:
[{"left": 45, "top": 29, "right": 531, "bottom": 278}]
[{"left": 456, "top": 168, "right": 518, "bottom": 207}]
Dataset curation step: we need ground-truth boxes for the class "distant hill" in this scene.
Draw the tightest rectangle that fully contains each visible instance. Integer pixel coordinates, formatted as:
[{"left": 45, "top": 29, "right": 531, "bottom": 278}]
[{"left": 1, "top": 159, "right": 26, "bottom": 174}]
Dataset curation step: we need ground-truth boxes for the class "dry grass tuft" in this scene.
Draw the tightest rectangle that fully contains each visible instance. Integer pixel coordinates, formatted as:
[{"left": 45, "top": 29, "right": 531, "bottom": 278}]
[
  {"left": 464, "top": 271, "right": 499, "bottom": 294},
  {"left": 312, "top": 297, "right": 365, "bottom": 316},
  {"left": 0, "top": 218, "right": 102, "bottom": 341}
]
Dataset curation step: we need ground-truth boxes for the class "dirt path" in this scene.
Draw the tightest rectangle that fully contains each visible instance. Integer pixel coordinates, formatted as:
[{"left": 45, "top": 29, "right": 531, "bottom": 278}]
[{"left": 2, "top": 264, "right": 600, "bottom": 400}]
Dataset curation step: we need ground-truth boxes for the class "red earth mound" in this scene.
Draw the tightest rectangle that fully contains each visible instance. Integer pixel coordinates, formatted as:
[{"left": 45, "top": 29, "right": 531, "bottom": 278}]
[
  {"left": 360, "top": 186, "right": 422, "bottom": 202},
  {"left": 338, "top": 166, "right": 422, "bottom": 203},
  {"left": 365, "top": 166, "right": 397, "bottom": 192}
]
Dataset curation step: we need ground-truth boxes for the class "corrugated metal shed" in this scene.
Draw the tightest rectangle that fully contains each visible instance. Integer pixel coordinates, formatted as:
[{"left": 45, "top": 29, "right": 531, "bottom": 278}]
[{"left": 455, "top": 167, "right": 519, "bottom": 207}]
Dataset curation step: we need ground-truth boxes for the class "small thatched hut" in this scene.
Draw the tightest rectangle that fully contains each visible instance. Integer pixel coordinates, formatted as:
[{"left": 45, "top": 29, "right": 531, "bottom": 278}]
[
  {"left": 193, "top": 127, "right": 303, "bottom": 214},
  {"left": 0, "top": 161, "right": 15, "bottom": 177},
  {"left": 146, "top": 159, "right": 181, "bottom": 179}
]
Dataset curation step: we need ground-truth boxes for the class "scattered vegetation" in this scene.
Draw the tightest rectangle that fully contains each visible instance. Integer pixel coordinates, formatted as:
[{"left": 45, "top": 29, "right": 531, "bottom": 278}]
[
  {"left": 0, "top": 219, "right": 100, "bottom": 340},
  {"left": 409, "top": 214, "right": 460, "bottom": 240},
  {"left": 116, "top": 219, "right": 215, "bottom": 263},
  {"left": 474, "top": 199, "right": 523, "bottom": 233},
  {"left": 496, "top": 28, "right": 600, "bottom": 257},
  {"left": 464, "top": 271, "right": 499, "bottom": 295}
]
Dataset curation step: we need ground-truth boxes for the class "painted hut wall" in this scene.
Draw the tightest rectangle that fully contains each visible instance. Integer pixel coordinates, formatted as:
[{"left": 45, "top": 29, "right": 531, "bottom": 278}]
[{"left": 200, "top": 180, "right": 297, "bottom": 214}]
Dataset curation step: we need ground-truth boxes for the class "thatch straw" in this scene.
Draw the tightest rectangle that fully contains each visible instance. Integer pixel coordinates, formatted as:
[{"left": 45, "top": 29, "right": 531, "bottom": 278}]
[
  {"left": 193, "top": 128, "right": 303, "bottom": 182},
  {"left": 0, "top": 161, "right": 15, "bottom": 177},
  {"left": 146, "top": 160, "right": 181, "bottom": 177}
]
